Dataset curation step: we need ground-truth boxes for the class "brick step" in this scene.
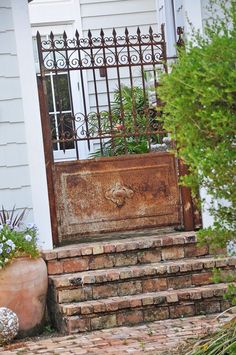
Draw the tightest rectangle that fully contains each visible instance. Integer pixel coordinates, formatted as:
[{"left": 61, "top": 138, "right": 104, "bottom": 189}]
[
  {"left": 48, "top": 256, "right": 236, "bottom": 303},
  {"left": 42, "top": 232, "right": 211, "bottom": 275},
  {"left": 49, "top": 283, "right": 232, "bottom": 333}
]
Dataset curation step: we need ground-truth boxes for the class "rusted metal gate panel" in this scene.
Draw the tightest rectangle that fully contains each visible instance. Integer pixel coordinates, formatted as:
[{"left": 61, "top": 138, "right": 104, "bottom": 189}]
[
  {"left": 36, "top": 26, "right": 199, "bottom": 246},
  {"left": 54, "top": 152, "right": 181, "bottom": 244}
]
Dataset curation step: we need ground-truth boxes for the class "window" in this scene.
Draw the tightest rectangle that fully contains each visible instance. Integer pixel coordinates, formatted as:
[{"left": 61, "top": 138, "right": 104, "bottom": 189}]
[
  {"left": 33, "top": 35, "right": 75, "bottom": 153},
  {"left": 45, "top": 73, "right": 75, "bottom": 151}
]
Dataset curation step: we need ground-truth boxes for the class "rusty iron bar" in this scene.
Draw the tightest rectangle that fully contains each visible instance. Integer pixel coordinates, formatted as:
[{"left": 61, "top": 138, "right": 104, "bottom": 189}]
[
  {"left": 62, "top": 31, "right": 79, "bottom": 159},
  {"left": 48, "top": 129, "right": 168, "bottom": 143},
  {"left": 100, "top": 28, "right": 115, "bottom": 153},
  {"left": 75, "top": 30, "right": 91, "bottom": 151},
  {"left": 112, "top": 28, "right": 128, "bottom": 154}
]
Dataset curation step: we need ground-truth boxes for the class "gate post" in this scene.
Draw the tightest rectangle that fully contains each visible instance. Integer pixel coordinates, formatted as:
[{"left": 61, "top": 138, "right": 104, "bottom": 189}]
[
  {"left": 178, "top": 159, "right": 195, "bottom": 231},
  {"left": 37, "top": 76, "right": 59, "bottom": 246}
]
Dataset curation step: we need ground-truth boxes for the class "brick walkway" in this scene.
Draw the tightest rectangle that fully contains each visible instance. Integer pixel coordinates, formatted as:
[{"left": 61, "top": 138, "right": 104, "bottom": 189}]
[{"left": 1, "top": 314, "right": 233, "bottom": 355}]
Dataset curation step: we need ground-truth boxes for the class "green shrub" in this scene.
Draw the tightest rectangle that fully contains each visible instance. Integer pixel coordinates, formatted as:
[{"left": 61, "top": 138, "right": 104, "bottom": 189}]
[
  {"left": 159, "top": 0, "right": 236, "bottom": 248},
  {"left": 89, "top": 85, "right": 164, "bottom": 157}
]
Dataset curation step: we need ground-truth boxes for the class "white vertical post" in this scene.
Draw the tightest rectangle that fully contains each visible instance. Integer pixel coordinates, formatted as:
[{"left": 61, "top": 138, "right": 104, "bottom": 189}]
[
  {"left": 155, "top": 0, "right": 177, "bottom": 57},
  {"left": 11, "top": 0, "right": 53, "bottom": 249}
]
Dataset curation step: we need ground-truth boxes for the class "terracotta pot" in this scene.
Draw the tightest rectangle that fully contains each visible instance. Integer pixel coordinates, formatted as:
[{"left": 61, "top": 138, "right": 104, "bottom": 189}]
[{"left": 0, "top": 257, "right": 48, "bottom": 336}]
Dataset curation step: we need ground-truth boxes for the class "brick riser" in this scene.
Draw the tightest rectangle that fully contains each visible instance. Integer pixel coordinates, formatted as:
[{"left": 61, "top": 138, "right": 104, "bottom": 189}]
[
  {"left": 43, "top": 233, "right": 209, "bottom": 275},
  {"left": 49, "top": 258, "right": 235, "bottom": 303},
  {"left": 49, "top": 284, "right": 231, "bottom": 333},
  {"left": 42, "top": 232, "right": 234, "bottom": 334}
]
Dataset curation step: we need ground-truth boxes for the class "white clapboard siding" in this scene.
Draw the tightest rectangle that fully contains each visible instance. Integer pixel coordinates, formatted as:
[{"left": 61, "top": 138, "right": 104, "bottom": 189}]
[
  {"left": 0, "top": 77, "right": 22, "bottom": 101},
  {"left": 82, "top": 13, "right": 157, "bottom": 33},
  {"left": 0, "top": 7, "right": 14, "bottom": 32},
  {"left": 0, "top": 3, "right": 33, "bottom": 211},
  {"left": 0, "top": 98, "right": 25, "bottom": 123},
  {"left": 0, "top": 54, "right": 19, "bottom": 78},
  {"left": 0, "top": 143, "right": 29, "bottom": 168},
  {"left": 0, "top": 166, "right": 31, "bottom": 190},
  {"left": 29, "top": 0, "right": 74, "bottom": 27},
  {"left": 0, "top": 30, "right": 17, "bottom": 55},
  {"left": 0, "top": 122, "right": 26, "bottom": 145},
  {"left": 0, "top": 187, "right": 32, "bottom": 209},
  {"left": 81, "top": 0, "right": 156, "bottom": 18}
]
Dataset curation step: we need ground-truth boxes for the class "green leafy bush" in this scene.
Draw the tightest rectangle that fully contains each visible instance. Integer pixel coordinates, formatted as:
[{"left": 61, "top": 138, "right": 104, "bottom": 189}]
[
  {"left": 159, "top": 3, "right": 236, "bottom": 352},
  {"left": 0, "top": 207, "right": 39, "bottom": 268},
  {"left": 159, "top": 0, "right": 236, "bottom": 247}
]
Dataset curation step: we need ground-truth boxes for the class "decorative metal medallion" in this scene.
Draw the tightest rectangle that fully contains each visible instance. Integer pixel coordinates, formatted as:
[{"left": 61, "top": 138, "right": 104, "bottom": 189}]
[{"left": 105, "top": 182, "right": 134, "bottom": 207}]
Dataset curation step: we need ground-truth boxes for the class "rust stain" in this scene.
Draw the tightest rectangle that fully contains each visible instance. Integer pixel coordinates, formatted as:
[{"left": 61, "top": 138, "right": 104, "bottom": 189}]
[{"left": 54, "top": 152, "right": 181, "bottom": 243}]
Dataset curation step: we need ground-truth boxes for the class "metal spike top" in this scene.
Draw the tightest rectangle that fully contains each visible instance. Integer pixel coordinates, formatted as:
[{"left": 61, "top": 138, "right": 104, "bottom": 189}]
[
  {"left": 36, "top": 31, "right": 41, "bottom": 40},
  {"left": 49, "top": 31, "right": 54, "bottom": 41},
  {"left": 63, "top": 31, "right": 67, "bottom": 40}
]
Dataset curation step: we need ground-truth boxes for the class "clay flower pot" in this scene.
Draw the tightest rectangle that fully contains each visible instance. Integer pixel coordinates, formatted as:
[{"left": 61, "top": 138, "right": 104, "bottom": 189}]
[{"left": 0, "top": 257, "right": 48, "bottom": 337}]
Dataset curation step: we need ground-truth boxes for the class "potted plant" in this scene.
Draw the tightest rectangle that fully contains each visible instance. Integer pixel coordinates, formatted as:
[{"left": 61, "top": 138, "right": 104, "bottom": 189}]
[{"left": 0, "top": 207, "right": 48, "bottom": 337}]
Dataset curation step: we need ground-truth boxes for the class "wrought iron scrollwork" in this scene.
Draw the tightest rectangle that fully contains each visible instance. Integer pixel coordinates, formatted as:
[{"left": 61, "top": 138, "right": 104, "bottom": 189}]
[
  {"left": 37, "top": 26, "right": 166, "bottom": 71},
  {"left": 36, "top": 25, "right": 172, "bottom": 158}
]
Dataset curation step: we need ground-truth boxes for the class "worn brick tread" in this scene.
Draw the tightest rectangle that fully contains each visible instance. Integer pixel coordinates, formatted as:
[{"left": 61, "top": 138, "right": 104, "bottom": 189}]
[
  {"left": 44, "top": 231, "right": 215, "bottom": 275},
  {"left": 42, "top": 231, "right": 197, "bottom": 261},
  {"left": 49, "top": 283, "right": 234, "bottom": 333},
  {"left": 49, "top": 256, "right": 235, "bottom": 288},
  {"left": 58, "top": 283, "right": 229, "bottom": 316}
]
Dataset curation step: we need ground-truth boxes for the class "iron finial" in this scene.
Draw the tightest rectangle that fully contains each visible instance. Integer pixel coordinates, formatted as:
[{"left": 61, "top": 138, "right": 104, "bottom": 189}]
[
  {"left": 49, "top": 31, "right": 54, "bottom": 41},
  {"left": 63, "top": 31, "right": 67, "bottom": 40},
  {"left": 36, "top": 31, "right": 41, "bottom": 40}
]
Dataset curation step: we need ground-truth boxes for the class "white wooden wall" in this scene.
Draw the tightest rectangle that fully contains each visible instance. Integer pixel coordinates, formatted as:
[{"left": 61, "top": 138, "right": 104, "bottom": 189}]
[
  {"left": 80, "top": 0, "right": 157, "bottom": 36},
  {"left": 0, "top": 0, "right": 52, "bottom": 249},
  {"left": 0, "top": 1, "right": 33, "bottom": 216}
]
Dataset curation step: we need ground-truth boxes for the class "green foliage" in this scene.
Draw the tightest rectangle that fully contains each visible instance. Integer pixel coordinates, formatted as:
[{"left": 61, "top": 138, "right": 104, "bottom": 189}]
[
  {"left": 185, "top": 318, "right": 236, "bottom": 355},
  {"left": 43, "top": 324, "right": 56, "bottom": 334},
  {"left": 159, "top": 0, "right": 236, "bottom": 246},
  {"left": 212, "top": 268, "right": 236, "bottom": 306},
  {"left": 90, "top": 85, "right": 161, "bottom": 157},
  {"left": 0, "top": 208, "right": 39, "bottom": 268}
]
